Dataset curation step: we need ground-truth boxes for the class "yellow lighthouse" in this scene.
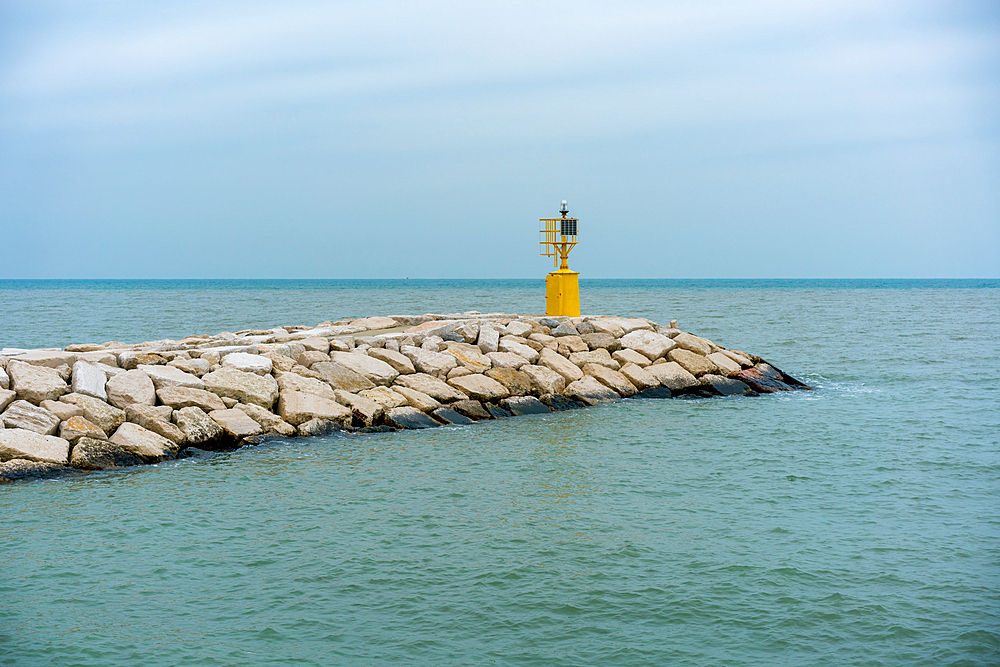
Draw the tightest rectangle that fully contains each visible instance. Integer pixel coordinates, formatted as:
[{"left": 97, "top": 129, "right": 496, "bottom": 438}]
[{"left": 539, "top": 200, "right": 580, "bottom": 317}]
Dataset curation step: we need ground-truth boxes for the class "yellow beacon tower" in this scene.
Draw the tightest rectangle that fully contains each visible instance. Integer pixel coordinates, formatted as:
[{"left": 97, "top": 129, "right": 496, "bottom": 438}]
[{"left": 539, "top": 200, "right": 580, "bottom": 317}]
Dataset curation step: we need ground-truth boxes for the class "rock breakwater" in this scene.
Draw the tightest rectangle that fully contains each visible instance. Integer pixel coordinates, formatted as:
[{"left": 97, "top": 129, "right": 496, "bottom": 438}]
[{"left": 0, "top": 312, "right": 810, "bottom": 483}]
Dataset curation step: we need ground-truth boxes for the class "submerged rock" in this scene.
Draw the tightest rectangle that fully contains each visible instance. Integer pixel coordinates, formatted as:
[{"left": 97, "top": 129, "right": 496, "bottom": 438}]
[
  {"left": 499, "top": 396, "right": 551, "bottom": 416},
  {"left": 431, "top": 407, "right": 475, "bottom": 425},
  {"left": 69, "top": 437, "right": 144, "bottom": 470},
  {"left": 0, "top": 458, "right": 71, "bottom": 483},
  {"left": 383, "top": 406, "right": 439, "bottom": 429}
]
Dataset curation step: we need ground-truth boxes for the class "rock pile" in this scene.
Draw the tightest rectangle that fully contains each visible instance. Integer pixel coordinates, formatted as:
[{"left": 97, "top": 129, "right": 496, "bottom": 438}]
[{"left": 0, "top": 312, "right": 809, "bottom": 482}]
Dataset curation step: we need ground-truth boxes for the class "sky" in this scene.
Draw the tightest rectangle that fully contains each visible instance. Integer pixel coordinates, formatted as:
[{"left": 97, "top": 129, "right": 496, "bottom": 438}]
[{"left": 1, "top": 0, "right": 997, "bottom": 279}]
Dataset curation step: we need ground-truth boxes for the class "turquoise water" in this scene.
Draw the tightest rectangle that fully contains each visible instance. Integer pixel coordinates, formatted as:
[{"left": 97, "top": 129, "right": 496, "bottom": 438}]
[{"left": 1, "top": 280, "right": 998, "bottom": 666}]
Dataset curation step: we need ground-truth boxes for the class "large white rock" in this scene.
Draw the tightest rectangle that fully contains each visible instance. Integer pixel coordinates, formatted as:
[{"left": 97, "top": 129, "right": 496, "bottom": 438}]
[
  {"left": 235, "top": 403, "right": 296, "bottom": 436},
  {"left": 109, "top": 422, "right": 177, "bottom": 462},
  {"left": 125, "top": 405, "right": 186, "bottom": 445},
  {"left": 568, "top": 349, "right": 620, "bottom": 370},
  {"left": 352, "top": 316, "right": 399, "bottom": 331},
  {"left": 453, "top": 321, "right": 480, "bottom": 344},
  {"left": 645, "top": 361, "right": 700, "bottom": 391},
  {"left": 59, "top": 393, "right": 126, "bottom": 435},
  {"left": 7, "top": 360, "right": 68, "bottom": 404},
  {"left": 400, "top": 346, "right": 458, "bottom": 378},
  {"left": 667, "top": 349, "right": 720, "bottom": 377},
  {"left": 394, "top": 373, "right": 468, "bottom": 402},
  {"left": 582, "top": 364, "right": 637, "bottom": 397},
  {"left": 367, "top": 348, "right": 416, "bottom": 375},
  {"left": 209, "top": 408, "right": 265, "bottom": 438},
  {"left": 329, "top": 351, "right": 399, "bottom": 386},
  {"left": 0, "top": 428, "right": 70, "bottom": 464},
  {"left": 2, "top": 400, "right": 60, "bottom": 435},
  {"left": 71, "top": 361, "right": 107, "bottom": 401},
  {"left": 0, "top": 389, "right": 15, "bottom": 413},
  {"left": 563, "top": 375, "right": 621, "bottom": 406},
  {"left": 721, "top": 349, "right": 753, "bottom": 368},
  {"left": 393, "top": 386, "right": 441, "bottom": 412},
  {"left": 504, "top": 321, "right": 534, "bottom": 337},
  {"left": 155, "top": 386, "right": 227, "bottom": 412},
  {"left": 443, "top": 343, "right": 492, "bottom": 373},
  {"left": 334, "top": 391, "right": 384, "bottom": 426},
  {"left": 105, "top": 370, "right": 156, "bottom": 409},
  {"left": 497, "top": 339, "right": 539, "bottom": 364},
  {"left": 486, "top": 352, "right": 528, "bottom": 369},
  {"left": 276, "top": 391, "right": 352, "bottom": 427},
  {"left": 39, "top": 399, "right": 83, "bottom": 421},
  {"left": 619, "top": 363, "right": 660, "bottom": 391},
  {"left": 276, "top": 372, "right": 338, "bottom": 401},
  {"left": 538, "top": 348, "right": 584, "bottom": 383},
  {"left": 476, "top": 325, "right": 500, "bottom": 354},
  {"left": 448, "top": 374, "right": 510, "bottom": 402},
  {"left": 612, "top": 348, "right": 652, "bottom": 368},
  {"left": 312, "top": 361, "right": 376, "bottom": 393},
  {"left": 202, "top": 367, "right": 279, "bottom": 408},
  {"left": 620, "top": 330, "right": 676, "bottom": 361},
  {"left": 0, "top": 367, "right": 8, "bottom": 390},
  {"left": 222, "top": 352, "right": 273, "bottom": 376},
  {"left": 672, "top": 332, "right": 713, "bottom": 357},
  {"left": 9, "top": 350, "right": 77, "bottom": 368},
  {"left": 707, "top": 352, "right": 742, "bottom": 376},
  {"left": 404, "top": 319, "right": 463, "bottom": 338},
  {"left": 173, "top": 407, "right": 224, "bottom": 446},
  {"left": 359, "top": 386, "right": 409, "bottom": 410},
  {"left": 59, "top": 416, "right": 108, "bottom": 443},
  {"left": 520, "top": 365, "right": 567, "bottom": 395},
  {"left": 138, "top": 364, "right": 205, "bottom": 390}
]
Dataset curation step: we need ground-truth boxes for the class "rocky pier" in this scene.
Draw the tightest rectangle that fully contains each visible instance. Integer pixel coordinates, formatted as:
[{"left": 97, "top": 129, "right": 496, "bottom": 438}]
[{"left": 0, "top": 312, "right": 810, "bottom": 483}]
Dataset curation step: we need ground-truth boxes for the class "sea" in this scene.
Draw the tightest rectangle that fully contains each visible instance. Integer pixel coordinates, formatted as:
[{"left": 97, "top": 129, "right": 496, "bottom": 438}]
[{"left": 1, "top": 279, "right": 997, "bottom": 666}]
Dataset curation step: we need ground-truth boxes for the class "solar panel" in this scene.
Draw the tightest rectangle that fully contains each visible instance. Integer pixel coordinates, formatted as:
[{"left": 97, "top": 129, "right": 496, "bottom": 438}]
[{"left": 561, "top": 218, "right": 577, "bottom": 236}]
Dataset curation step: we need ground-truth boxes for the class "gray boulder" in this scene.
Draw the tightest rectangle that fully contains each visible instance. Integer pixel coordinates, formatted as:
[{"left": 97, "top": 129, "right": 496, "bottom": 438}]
[
  {"left": 699, "top": 374, "right": 754, "bottom": 396},
  {"left": 431, "top": 407, "right": 474, "bottom": 425},
  {"left": 449, "top": 399, "right": 493, "bottom": 420}
]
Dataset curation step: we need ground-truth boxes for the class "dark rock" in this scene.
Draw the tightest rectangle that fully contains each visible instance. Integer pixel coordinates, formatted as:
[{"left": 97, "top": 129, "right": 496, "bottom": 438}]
[
  {"left": 575, "top": 320, "right": 595, "bottom": 334},
  {"left": 674, "top": 389, "right": 716, "bottom": 400},
  {"left": 539, "top": 394, "right": 585, "bottom": 411},
  {"left": 432, "top": 408, "right": 475, "bottom": 425},
  {"left": 758, "top": 362, "right": 812, "bottom": 389},
  {"left": 549, "top": 322, "right": 579, "bottom": 337},
  {"left": 538, "top": 318, "right": 563, "bottom": 328},
  {"left": 0, "top": 458, "right": 72, "bottom": 483},
  {"left": 383, "top": 407, "right": 439, "bottom": 429},
  {"left": 176, "top": 447, "right": 216, "bottom": 459},
  {"left": 450, "top": 399, "right": 493, "bottom": 420},
  {"left": 499, "top": 396, "right": 551, "bottom": 416},
  {"left": 297, "top": 418, "right": 346, "bottom": 437},
  {"left": 700, "top": 374, "right": 755, "bottom": 397},
  {"left": 440, "top": 332, "right": 464, "bottom": 343},
  {"left": 358, "top": 425, "right": 396, "bottom": 433},
  {"left": 240, "top": 433, "right": 285, "bottom": 447},
  {"left": 632, "top": 387, "right": 674, "bottom": 399},
  {"left": 484, "top": 403, "right": 511, "bottom": 419},
  {"left": 69, "top": 437, "right": 144, "bottom": 470}
]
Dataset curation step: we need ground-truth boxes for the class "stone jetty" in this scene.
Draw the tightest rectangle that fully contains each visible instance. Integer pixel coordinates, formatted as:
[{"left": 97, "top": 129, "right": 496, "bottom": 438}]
[{"left": 0, "top": 312, "right": 809, "bottom": 483}]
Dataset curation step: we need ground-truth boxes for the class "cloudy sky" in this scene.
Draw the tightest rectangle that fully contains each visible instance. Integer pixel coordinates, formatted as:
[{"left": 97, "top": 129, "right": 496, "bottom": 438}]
[{"left": 1, "top": 0, "right": 997, "bottom": 278}]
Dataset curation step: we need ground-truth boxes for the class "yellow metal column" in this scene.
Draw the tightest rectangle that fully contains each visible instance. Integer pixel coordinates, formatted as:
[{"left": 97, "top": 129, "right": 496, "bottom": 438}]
[{"left": 545, "top": 269, "right": 580, "bottom": 317}]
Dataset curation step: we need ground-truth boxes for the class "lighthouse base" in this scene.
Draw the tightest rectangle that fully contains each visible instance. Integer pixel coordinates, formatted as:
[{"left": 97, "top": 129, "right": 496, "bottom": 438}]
[{"left": 545, "top": 270, "right": 580, "bottom": 317}]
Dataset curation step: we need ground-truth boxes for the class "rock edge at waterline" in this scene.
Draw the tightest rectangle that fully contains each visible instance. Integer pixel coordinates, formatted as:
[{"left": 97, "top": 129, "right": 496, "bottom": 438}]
[{"left": 0, "top": 312, "right": 810, "bottom": 483}]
